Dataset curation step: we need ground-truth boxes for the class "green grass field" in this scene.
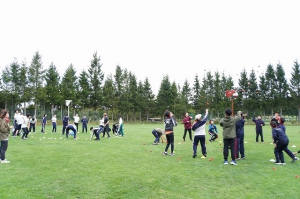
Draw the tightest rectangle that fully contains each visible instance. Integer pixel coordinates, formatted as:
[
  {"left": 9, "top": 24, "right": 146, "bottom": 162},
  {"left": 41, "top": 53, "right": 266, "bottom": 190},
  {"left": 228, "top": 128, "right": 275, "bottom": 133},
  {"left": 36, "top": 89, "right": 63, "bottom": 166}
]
[{"left": 1, "top": 123, "right": 300, "bottom": 199}]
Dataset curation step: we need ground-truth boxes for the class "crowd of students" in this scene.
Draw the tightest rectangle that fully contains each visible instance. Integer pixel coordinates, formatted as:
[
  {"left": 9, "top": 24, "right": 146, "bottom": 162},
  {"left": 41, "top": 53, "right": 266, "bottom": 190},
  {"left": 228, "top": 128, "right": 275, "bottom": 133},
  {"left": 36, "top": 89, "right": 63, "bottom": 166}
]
[{"left": 151, "top": 108, "right": 299, "bottom": 166}]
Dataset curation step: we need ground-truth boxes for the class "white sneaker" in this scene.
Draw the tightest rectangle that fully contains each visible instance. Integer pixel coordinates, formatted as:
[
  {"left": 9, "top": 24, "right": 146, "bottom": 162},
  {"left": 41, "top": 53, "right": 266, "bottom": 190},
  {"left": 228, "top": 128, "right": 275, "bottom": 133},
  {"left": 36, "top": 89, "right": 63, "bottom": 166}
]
[{"left": 1, "top": 160, "right": 10, "bottom": 164}]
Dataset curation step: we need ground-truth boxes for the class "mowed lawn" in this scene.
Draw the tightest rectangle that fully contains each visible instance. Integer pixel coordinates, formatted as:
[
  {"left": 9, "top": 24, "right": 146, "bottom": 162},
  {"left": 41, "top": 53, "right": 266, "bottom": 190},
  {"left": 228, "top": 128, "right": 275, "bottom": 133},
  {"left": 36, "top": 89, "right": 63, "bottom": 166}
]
[{"left": 1, "top": 123, "right": 300, "bottom": 199}]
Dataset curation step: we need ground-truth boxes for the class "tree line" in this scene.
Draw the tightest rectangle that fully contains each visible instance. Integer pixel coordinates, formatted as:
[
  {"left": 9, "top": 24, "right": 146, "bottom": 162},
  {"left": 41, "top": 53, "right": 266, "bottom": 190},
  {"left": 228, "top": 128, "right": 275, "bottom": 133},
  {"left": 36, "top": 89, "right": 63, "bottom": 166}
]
[{"left": 0, "top": 51, "right": 299, "bottom": 122}]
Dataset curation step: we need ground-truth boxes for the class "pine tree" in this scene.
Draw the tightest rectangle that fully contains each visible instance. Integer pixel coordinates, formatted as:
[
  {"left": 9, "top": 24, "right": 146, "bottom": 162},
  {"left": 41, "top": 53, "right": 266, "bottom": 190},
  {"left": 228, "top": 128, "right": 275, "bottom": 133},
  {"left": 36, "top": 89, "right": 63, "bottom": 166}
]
[
  {"left": 181, "top": 79, "right": 192, "bottom": 112},
  {"left": 61, "top": 64, "right": 78, "bottom": 111},
  {"left": 45, "top": 62, "right": 61, "bottom": 114},
  {"left": 289, "top": 60, "right": 300, "bottom": 122},
  {"left": 88, "top": 52, "right": 104, "bottom": 109},
  {"left": 156, "top": 75, "right": 173, "bottom": 115},
  {"left": 265, "top": 64, "right": 276, "bottom": 115},
  {"left": 274, "top": 62, "right": 288, "bottom": 115},
  {"left": 102, "top": 74, "right": 115, "bottom": 119},
  {"left": 192, "top": 74, "right": 201, "bottom": 113},
  {"left": 78, "top": 70, "right": 90, "bottom": 109}
]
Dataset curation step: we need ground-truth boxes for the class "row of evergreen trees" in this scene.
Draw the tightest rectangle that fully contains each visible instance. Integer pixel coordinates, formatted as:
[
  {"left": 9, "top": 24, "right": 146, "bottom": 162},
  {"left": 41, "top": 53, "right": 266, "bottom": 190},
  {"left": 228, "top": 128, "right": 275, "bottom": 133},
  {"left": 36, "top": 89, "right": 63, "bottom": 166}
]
[{"left": 0, "top": 51, "right": 299, "bottom": 122}]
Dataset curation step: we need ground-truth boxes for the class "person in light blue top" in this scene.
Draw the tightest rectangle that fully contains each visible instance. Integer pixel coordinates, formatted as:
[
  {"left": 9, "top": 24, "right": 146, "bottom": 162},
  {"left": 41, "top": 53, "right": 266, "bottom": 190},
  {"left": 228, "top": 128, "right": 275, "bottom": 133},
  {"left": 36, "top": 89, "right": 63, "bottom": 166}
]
[{"left": 208, "top": 120, "right": 218, "bottom": 142}]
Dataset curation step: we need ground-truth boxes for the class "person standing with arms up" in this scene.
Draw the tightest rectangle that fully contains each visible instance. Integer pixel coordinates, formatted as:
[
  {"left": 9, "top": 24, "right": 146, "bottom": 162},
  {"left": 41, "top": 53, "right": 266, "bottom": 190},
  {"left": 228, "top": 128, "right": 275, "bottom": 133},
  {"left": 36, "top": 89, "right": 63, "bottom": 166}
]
[
  {"left": 192, "top": 109, "right": 208, "bottom": 158},
  {"left": 220, "top": 108, "right": 241, "bottom": 165},
  {"left": 163, "top": 110, "right": 177, "bottom": 156},
  {"left": 252, "top": 116, "right": 265, "bottom": 143}
]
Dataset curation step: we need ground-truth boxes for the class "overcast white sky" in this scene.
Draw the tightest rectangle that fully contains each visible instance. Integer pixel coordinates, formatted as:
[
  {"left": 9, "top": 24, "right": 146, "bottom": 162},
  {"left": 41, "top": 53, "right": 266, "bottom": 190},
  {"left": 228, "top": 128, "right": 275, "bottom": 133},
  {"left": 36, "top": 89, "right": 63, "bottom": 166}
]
[{"left": 1, "top": 0, "right": 300, "bottom": 94}]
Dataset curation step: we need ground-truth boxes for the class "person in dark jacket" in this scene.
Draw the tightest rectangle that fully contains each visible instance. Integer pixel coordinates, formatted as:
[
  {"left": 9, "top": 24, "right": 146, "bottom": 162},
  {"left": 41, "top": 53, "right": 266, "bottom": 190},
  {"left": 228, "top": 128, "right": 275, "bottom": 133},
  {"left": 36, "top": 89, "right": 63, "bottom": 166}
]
[
  {"left": 66, "top": 124, "right": 77, "bottom": 139},
  {"left": 163, "top": 110, "right": 177, "bottom": 156},
  {"left": 182, "top": 112, "right": 193, "bottom": 142},
  {"left": 81, "top": 116, "right": 88, "bottom": 133},
  {"left": 271, "top": 121, "right": 299, "bottom": 164},
  {"left": 235, "top": 112, "right": 247, "bottom": 160},
  {"left": 41, "top": 114, "right": 47, "bottom": 133},
  {"left": 252, "top": 116, "right": 265, "bottom": 143},
  {"left": 220, "top": 108, "right": 241, "bottom": 165},
  {"left": 62, "top": 114, "right": 69, "bottom": 135}
]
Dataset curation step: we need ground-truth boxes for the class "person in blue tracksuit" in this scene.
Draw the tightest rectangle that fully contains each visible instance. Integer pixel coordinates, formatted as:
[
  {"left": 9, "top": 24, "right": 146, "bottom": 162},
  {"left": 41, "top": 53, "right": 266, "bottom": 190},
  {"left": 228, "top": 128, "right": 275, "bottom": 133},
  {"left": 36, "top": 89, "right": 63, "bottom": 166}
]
[
  {"left": 252, "top": 116, "right": 265, "bottom": 142},
  {"left": 235, "top": 112, "right": 246, "bottom": 160},
  {"left": 90, "top": 126, "right": 102, "bottom": 140},
  {"left": 41, "top": 114, "right": 47, "bottom": 133},
  {"left": 208, "top": 120, "right": 218, "bottom": 142},
  {"left": 62, "top": 114, "right": 69, "bottom": 135},
  {"left": 81, "top": 116, "right": 88, "bottom": 133},
  {"left": 271, "top": 121, "right": 298, "bottom": 164},
  {"left": 192, "top": 109, "right": 208, "bottom": 158},
  {"left": 66, "top": 124, "right": 77, "bottom": 139}
]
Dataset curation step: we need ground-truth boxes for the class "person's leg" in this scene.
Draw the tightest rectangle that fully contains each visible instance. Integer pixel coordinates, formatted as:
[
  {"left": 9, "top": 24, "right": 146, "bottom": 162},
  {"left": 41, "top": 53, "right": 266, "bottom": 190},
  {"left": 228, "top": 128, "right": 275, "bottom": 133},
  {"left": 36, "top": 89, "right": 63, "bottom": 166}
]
[
  {"left": 223, "top": 139, "right": 229, "bottom": 161},
  {"left": 230, "top": 138, "right": 235, "bottom": 161},
  {"left": 62, "top": 125, "right": 66, "bottom": 135},
  {"left": 54, "top": 123, "right": 57, "bottom": 132},
  {"left": 188, "top": 129, "right": 193, "bottom": 141},
  {"left": 106, "top": 126, "right": 110, "bottom": 138},
  {"left": 33, "top": 124, "right": 35, "bottom": 133},
  {"left": 240, "top": 137, "right": 245, "bottom": 158},
  {"left": 213, "top": 133, "right": 218, "bottom": 141},
  {"left": 164, "top": 134, "right": 171, "bottom": 153},
  {"left": 75, "top": 123, "right": 78, "bottom": 131},
  {"left": 29, "top": 124, "right": 32, "bottom": 133},
  {"left": 102, "top": 128, "right": 106, "bottom": 137},
  {"left": 74, "top": 129, "right": 77, "bottom": 139},
  {"left": 66, "top": 127, "right": 69, "bottom": 138},
  {"left": 0, "top": 140, "right": 8, "bottom": 161},
  {"left": 235, "top": 138, "right": 239, "bottom": 159},
  {"left": 193, "top": 135, "right": 200, "bottom": 157},
  {"left": 261, "top": 131, "right": 264, "bottom": 142},
  {"left": 21, "top": 128, "right": 26, "bottom": 139},
  {"left": 199, "top": 135, "right": 207, "bottom": 156},
  {"left": 170, "top": 133, "right": 174, "bottom": 154},
  {"left": 152, "top": 130, "right": 159, "bottom": 143},
  {"left": 25, "top": 128, "right": 29, "bottom": 138},
  {"left": 256, "top": 131, "right": 259, "bottom": 142},
  {"left": 183, "top": 129, "right": 187, "bottom": 141}
]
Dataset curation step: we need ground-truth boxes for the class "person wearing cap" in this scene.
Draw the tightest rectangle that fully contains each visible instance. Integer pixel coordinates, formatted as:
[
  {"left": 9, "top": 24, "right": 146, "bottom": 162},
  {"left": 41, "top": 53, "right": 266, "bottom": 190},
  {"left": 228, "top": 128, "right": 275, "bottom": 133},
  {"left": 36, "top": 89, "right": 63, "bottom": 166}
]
[
  {"left": 182, "top": 112, "right": 193, "bottom": 142},
  {"left": 270, "top": 121, "right": 298, "bottom": 164},
  {"left": 252, "top": 115, "right": 265, "bottom": 143},
  {"left": 191, "top": 109, "right": 208, "bottom": 158},
  {"left": 220, "top": 108, "right": 241, "bottom": 165}
]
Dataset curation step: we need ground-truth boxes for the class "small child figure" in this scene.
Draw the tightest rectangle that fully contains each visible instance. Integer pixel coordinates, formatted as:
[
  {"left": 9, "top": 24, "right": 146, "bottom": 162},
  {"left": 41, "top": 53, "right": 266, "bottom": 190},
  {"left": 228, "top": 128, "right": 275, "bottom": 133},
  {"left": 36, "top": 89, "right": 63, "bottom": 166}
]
[{"left": 208, "top": 120, "right": 218, "bottom": 142}]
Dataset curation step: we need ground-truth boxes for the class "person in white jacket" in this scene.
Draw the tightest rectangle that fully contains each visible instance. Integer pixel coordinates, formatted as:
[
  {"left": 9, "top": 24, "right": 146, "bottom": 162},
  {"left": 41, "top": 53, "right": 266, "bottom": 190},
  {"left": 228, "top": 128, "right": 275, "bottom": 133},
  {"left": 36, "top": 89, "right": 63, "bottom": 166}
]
[{"left": 191, "top": 109, "right": 208, "bottom": 158}]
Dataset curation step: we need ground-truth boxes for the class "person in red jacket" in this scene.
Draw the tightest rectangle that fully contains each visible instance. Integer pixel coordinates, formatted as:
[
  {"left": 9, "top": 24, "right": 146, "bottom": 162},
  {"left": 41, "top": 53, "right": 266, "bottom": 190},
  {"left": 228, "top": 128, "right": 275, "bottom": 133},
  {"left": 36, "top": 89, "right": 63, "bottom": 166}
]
[{"left": 182, "top": 112, "right": 193, "bottom": 142}]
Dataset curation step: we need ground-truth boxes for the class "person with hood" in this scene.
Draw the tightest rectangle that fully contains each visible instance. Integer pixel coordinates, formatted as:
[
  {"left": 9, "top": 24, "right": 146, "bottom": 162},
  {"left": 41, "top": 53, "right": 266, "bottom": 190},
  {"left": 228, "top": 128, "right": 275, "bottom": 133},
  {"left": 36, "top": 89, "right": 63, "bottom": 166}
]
[
  {"left": 220, "top": 108, "right": 241, "bottom": 165},
  {"left": 191, "top": 109, "right": 208, "bottom": 158},
  {"left": 252, "top": 115, "right": 265, "bottom": 143},
  {"left": 235, "top": 112, "right": 247, "bottom": 160}
]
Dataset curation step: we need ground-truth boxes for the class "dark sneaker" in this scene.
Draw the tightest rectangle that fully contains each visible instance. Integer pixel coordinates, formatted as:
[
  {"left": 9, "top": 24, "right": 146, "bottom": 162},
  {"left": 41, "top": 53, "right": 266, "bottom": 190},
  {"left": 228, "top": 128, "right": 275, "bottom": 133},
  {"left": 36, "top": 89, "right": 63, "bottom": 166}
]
[
  {"left": 192, "top": 154, "right": 197, "bottom": 158},
  {"left": 292, "top": 157, "right": 299, "bottom": 163}
]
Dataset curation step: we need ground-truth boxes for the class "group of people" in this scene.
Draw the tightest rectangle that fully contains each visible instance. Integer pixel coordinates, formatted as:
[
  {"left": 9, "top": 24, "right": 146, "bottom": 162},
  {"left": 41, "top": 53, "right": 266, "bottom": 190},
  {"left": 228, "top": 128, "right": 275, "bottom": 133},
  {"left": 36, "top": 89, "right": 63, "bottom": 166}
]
[{"left": 151, "top": 108, "right": 299, "bottom": 166}]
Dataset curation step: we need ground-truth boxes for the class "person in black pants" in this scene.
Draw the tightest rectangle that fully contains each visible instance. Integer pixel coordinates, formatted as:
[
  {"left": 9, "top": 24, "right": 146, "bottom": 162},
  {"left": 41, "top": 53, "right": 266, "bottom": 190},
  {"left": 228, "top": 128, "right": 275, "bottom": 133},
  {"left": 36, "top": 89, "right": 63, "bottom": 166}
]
[
  {"left": 81, "top": 116, "right": 88, "bottom": 133},
  {"left": 102, "top": 113, "right": 110, "bottom": 138},
  {"left": 271, "top": 121, "right": 299, "bottom": 164},
  {"left": 29, "top": 116, "right": 37, "bottom": 134},
  {"left": 90, "top": 127, "right": 103, "bottom": 140},
  {"left": 66, "top": 124, "right": 77, "bottom": 139},
  {"left": 252, "top": 116, "right": 265, "bottom": 143},
  {"left": 62, "top": 114, "right": 69, "bottom": 135}
]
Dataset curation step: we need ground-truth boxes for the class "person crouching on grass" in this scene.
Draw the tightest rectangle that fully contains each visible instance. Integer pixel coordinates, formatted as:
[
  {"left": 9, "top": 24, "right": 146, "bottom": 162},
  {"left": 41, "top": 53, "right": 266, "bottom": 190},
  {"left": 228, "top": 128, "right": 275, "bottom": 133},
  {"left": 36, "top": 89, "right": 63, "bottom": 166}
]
[
  {"left": 163, "top": 110, "right": 177, "bottom": 156},
  {"left": 66, "top": 124, "right": 77, "bottom": 140},
  {"left": 192, "top": 109, "right": 208, "bottom": 158},
  {"left": 152, "top": 128, "right": 166, "bottom": 145},
  {"left": 270, "top": 121, "right": 299, "bottom": 164},
  {"left": 90, "top": 127, "right": 102, "bottom": 140},
  {"left": 220, "top": 108, "right": 241, "bottom": 165},
  {"left": 208, "top": 120, "right": 218, "bottom": 142}
]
